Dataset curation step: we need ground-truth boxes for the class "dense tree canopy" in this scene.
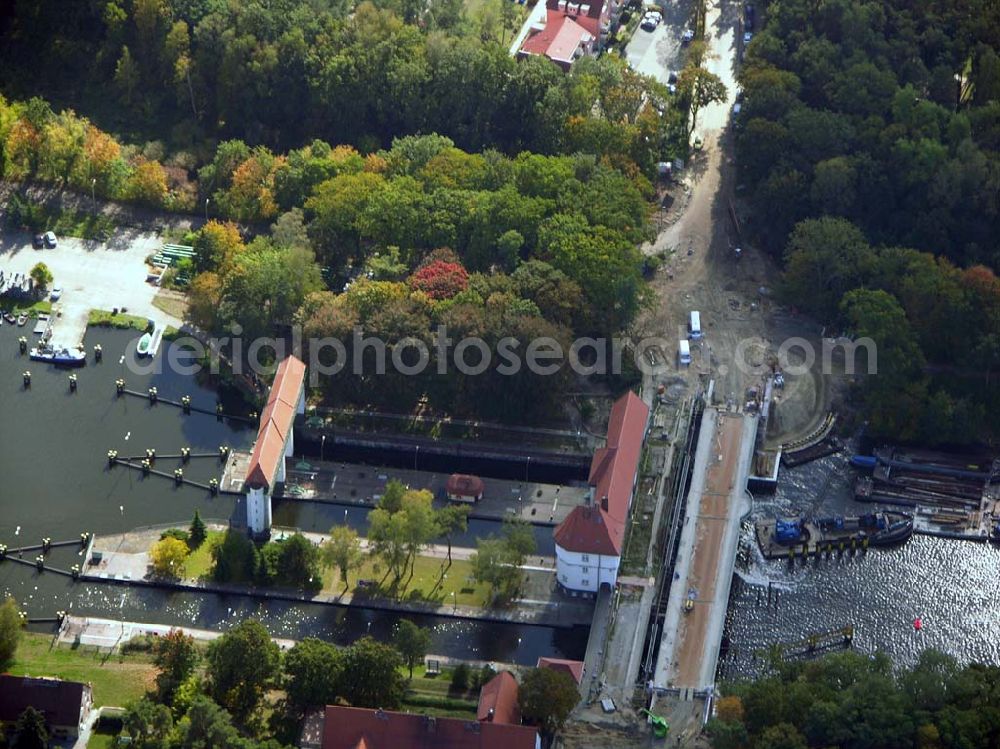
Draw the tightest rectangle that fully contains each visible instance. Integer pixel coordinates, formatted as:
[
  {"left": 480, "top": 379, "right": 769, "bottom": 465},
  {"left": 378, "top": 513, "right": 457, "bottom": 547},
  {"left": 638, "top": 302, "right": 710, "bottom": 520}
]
[
  {"left": 738, "top": 0, "right": 1000, "bottom": 442},
  {"left": 710, "top": 650, "right": 1000, "bottom": 749}
]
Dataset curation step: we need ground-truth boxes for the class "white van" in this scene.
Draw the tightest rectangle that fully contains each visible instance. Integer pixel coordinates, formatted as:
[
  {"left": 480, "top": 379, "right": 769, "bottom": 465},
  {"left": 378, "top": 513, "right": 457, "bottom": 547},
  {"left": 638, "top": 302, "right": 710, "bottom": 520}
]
[
  {"left": 689, "top": 311, "right": 702, "bottom": 340},
  {"left": 678, "top": 339, "right": 692, "bottom": 366}
]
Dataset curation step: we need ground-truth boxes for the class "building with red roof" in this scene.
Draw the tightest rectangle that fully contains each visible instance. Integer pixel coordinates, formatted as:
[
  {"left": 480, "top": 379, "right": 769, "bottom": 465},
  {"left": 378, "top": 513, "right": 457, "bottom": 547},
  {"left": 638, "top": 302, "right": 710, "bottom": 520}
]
[
  {"left": 446, "top": 474, "right": 486, "bottom": 503},
  {"left": 245, "top": 355, "right": 306, "bottom": 537},
  {"left": 476, "top": 671, "right": 520, "bottom": 725},
  {"left": 316, "top": 706, "right": 540, "bottom": 749},
  {"left": 0, "top": 675, "right": 92, "bottom": 740},
  {"left": 536, "top": 657, "right": 585, "bottom": 685},
  {"left": 516, "top": 0, "right": 616, "bottom": 70},
  {"left": 553, "top": 391, "right": 649, "bottom": 594}
]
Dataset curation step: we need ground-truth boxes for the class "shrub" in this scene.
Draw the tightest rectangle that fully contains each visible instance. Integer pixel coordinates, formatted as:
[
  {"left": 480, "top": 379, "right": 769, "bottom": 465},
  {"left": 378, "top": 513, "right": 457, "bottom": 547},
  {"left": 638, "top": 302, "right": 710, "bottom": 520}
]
[{"left": 450, "top": 663, "right": 470, "bottom": 691}]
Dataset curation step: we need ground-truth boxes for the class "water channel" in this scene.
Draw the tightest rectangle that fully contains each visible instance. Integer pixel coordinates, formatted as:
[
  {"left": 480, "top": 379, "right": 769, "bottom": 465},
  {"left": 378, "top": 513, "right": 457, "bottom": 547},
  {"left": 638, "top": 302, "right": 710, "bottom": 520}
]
[
  {"left": 0, "top": 324, "right": 587, "bottom": 663},
  {"left": 721, "top": 451, "right": 1000, "bottom": 677}
]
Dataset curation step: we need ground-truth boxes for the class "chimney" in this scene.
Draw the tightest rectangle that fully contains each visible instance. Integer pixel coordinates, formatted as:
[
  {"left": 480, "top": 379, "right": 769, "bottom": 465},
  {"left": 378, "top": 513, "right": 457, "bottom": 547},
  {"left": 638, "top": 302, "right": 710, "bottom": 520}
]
[
  {"left": 487, "top": 708, "right": 495, "bottom": 722},
  {"left": 601, "top": 495, "right": 609, "bottom": 511},
  {"left": 424, "top": 716, "right": 437, "bottom": 733}
]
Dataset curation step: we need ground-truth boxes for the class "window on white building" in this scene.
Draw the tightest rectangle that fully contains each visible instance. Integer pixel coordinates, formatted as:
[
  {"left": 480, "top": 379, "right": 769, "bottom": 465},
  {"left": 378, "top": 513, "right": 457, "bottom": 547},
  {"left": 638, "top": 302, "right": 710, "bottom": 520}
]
[
  {"left": 561, "top": 574, "right": 568, "bottom": 582},
  {"left": 582, "top": 579, "right": 590, "bottom": 586},
  {"left": 582, "top": 567, "right": 590, "bottom": 574},
  {"left": 581, "top": 554, "right": 590, "bottom": 562}
]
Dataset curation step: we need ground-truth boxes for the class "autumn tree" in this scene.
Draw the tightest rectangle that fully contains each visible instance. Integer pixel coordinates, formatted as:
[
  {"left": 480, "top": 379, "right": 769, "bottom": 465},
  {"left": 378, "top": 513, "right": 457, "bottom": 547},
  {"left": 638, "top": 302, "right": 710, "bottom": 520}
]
[
  {"left": 152, "top": 629, "right": 199, "bottom": 703},
  {"left": 150, "top": 536, "right": 189, "bottom": 579}
]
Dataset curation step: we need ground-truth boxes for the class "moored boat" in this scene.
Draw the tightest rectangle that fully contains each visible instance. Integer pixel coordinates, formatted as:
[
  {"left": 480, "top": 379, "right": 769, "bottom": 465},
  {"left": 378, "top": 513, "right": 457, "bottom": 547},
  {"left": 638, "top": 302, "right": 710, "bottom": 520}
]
[
  {"left": 136, "top": 332, "right": 153, "bottom": 357},
  {"left": 29, "top": 343, "right": 86, "bottom": 367}
]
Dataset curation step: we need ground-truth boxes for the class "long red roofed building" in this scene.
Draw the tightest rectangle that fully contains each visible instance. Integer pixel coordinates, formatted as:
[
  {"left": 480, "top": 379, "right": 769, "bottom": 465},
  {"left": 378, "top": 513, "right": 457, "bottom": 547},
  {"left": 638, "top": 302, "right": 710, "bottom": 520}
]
[
  {"left": 245, "top": 355, "right": 306, "bottom": 536},
  {"left": 516, "top": 0, "right": 616, "bottom": 70},
  {"left": 553, "top": 390, "right": 649, "bottom": 594}
]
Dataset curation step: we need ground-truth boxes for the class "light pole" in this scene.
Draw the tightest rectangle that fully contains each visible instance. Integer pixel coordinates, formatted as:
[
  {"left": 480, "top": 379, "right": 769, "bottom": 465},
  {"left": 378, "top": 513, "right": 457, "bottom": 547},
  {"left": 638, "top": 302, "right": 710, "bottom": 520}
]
[
  {"left": 414, "top": 445, "right": 419, "bottom": 471},
  {"left": 91, "top": 178, "right": 96, "bottom": 204},
  {"left": 321, "top": 434, "right": 326, "bottom": 462},
  {"left": 205, "top": 197, "right": 210, "bottom": 223},
  {"left": 344, "top": 508, "right": 348, "bottom": 526},
  {"left": 452, "top": 590, "right": 457, "bottom": 612},
  {"left": 525, "top": 456, "right": 531, "bottom": 483},
  {"left": 119, "top": 505, "right": 125, "bottom": 545}
]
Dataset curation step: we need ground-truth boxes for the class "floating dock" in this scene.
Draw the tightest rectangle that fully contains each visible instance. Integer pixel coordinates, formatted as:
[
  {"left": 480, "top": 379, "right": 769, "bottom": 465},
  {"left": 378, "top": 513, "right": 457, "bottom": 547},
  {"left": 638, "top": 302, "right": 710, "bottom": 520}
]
[{"left": 755, "top": 511, "right": 913, "bottom": 560}]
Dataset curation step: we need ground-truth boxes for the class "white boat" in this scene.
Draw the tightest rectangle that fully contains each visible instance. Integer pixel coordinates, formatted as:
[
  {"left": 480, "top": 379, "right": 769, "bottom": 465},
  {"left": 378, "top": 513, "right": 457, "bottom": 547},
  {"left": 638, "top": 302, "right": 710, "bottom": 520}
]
[
  {"left": 29, "top": 344, "right": 86, "bottom": 367},
  {"left": 137, "top": 332, "right": 153, "bottom": 357}
]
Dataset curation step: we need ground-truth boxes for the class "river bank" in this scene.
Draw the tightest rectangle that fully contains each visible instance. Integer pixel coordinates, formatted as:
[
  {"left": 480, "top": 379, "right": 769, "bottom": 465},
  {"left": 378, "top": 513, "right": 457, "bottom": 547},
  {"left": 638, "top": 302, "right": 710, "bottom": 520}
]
[{"left": 87, "top": 526, "right": 593, "bottom": 628}]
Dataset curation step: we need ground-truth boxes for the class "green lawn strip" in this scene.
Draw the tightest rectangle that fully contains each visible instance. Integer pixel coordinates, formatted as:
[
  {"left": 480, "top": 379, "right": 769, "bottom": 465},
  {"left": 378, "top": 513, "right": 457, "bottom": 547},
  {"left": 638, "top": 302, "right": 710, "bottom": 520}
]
[
  {"left": 10, "top": 632, "right": 154, "bottom": 708},
  {"left": 320, "top": 553, "right": 492, "bottom": 608},
  {"left": 183, "top": 530, "right": 223, "bottom": 581},
  {"left": 87, "top": 309, "right": 153, "bottom": 331}
]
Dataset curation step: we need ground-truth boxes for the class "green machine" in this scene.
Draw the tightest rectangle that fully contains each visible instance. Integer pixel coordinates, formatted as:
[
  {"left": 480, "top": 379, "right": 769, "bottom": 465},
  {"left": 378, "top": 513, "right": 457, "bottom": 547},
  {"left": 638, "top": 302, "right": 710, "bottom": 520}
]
[{"left": 642, "top": 709, "right": 670, "bottom": 739}]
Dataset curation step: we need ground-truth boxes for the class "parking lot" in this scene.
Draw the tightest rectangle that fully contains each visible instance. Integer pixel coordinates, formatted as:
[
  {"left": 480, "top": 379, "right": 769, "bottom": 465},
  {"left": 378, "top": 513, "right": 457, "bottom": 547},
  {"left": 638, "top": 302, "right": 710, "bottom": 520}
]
[
  {"left": 0, "top": 229, "right": 177, "bottom": 346},
  {"left": 624, "top": 0, "right": 692, "bottom": 84}
]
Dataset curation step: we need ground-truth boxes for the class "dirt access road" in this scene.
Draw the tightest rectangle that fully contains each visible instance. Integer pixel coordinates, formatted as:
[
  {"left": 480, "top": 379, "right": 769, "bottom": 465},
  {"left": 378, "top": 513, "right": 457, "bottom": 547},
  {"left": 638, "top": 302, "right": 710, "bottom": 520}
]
[{"left": 636, "top": 0, "right": 830, "bottom": 443}]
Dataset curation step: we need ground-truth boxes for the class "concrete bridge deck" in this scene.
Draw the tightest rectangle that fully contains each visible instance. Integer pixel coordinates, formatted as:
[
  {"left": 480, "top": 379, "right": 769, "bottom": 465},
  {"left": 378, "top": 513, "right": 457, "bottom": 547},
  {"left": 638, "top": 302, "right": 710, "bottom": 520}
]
[{"left": 653, "top": 408, "right": 757, "bottom": 691}]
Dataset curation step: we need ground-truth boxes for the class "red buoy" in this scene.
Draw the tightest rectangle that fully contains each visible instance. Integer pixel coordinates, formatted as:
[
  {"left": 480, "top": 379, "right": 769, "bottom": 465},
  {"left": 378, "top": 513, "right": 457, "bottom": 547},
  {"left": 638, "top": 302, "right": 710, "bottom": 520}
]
[{"left": 913, "top": 618, "right": 923, "bottom": 631}]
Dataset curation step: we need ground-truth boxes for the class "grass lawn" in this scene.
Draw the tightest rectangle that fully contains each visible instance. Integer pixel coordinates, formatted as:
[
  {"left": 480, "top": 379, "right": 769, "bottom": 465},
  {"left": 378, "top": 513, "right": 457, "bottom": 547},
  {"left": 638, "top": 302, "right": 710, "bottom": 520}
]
[
  {"left": 186, "top": 531, "right": 494, "bottom": 608},
  {"left": 88, "top": 309, "right": 153, "bottom": 331},
  {"left": 184, "top": 530, "right": 222, "bottom": 580},
  {"left": 0, "top": 297, "right": 53, "bottom": 316},
  {"left": 321, "top": 553, "right": 493, "bottom": 608},
  {"left": 152, "top": 289, "right": 189, "bottom": 321},
  {"left": 10, "top": 632, "right": 154, "bottom": 708},
  {"left": 5, "top": 195, "right": 118, "bottom": 241},
  {"left": 87, "top": 729, "right": 119, "bottom": 749}
]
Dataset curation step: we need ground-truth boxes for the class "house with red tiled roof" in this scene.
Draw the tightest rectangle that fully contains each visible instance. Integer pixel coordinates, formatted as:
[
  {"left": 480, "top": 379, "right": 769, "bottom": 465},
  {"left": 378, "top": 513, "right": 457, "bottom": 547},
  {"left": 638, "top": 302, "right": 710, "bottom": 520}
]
[
  {"left": 316, "top": 706, "right": 540, "bottom": 749},
  {"left": 553, "top": 391, "right": 649, "bottom": 594},
  {"left": 0, "top": 675, "right": 92, "bottom": 740},
  {"left": 536, "top": 657, "right": 585, "bottom": 685},
  {"left": 516, "top": 0, "right": 618, "bottom": 70},
  {"left": 476, "top": 671, "right": 520, "bottom": 725},
  {"left": 245, "top": 355, "right": 306, "bottom": 537}
]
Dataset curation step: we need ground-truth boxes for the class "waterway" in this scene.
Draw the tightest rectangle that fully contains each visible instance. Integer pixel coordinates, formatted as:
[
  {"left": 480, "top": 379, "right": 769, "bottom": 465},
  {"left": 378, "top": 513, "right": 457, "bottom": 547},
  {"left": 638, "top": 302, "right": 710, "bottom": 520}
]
[
  {"left": 0, "top": 324, "right": 586, "bottom": 663},
  {"left": 721, "top": 451, "right": 1000, "bottom": 677}
]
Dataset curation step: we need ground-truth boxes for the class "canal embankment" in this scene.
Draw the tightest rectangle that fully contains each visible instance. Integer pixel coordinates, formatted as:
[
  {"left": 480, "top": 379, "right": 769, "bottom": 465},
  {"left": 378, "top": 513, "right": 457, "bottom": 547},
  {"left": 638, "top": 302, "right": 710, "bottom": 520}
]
[{"left": 85, "top": 526, "right": 593, "bottom": 629}]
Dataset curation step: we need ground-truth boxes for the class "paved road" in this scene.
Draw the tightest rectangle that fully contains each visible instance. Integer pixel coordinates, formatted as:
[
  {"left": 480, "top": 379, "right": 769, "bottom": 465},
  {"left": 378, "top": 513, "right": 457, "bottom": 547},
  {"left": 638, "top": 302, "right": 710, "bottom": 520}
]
[{"left": 0, "top": 229, "right": 177, "bottom": 346}]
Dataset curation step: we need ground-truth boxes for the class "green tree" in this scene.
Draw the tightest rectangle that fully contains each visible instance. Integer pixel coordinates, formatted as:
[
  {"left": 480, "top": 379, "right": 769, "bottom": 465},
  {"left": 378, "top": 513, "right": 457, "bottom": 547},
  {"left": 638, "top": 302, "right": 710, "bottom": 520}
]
[
  {"left": 283, "top": 637, "right": 344, "bottom": 713},
  {"left": 114, "top": 46, "right": 140, "bottom": 105},
  {"left": 0, "top": 596, "right": 22, "bottom": 668},
  {"left": 189, "top": 510, "right": 207, "bottom": 549},
  {"left": 211, "top": 528, "right": 259, "bottom": 583},
  {"left": 174, "top": 696, "right": 242, "bottom": 749},
  {"left": 436, "top": 504, "right": 470, "bottom": 565},
  {"left": 471, "top": 538, "right": 521, "bottom": 602},
  {"left": 13, "top": 706, "right": 48, "bottom": 749},
  {"left": 519, "top": 668, "right": 579, "bottom": 739},
  {"left": 755, "top": 723, "right": 808, "bottom": 749},
  {"left": 272, "top": 533, "right": 322, "bottom": 590},
  {"left": 678, "top": 66, "right": 727, "bottom": 136},
  {"left": 152, "top": 628, "right": 199, "bottom": 704},
  {"left": 393, "top": 620, "right": 431, "bottom": 678},
  {"left": 321, "top": 526, "right": 364, "bottom": 591},
  {"left": 205, "top": 619, "right": 280, "bottom": 716},
  {"left": 124, "top": 698, "right": 173, "bottom": 749},
  {"left": 338, "top": 636, "right": 406, "bottom": 709},
  {"left": 29, "top": 262, "right": 53, "bottom": 291}
]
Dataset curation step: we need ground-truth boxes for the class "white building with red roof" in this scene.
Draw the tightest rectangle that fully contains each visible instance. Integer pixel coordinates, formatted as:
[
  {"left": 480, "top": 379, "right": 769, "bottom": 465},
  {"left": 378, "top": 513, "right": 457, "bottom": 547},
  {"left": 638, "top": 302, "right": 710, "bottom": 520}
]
[
  {"left": 516, "top": 0, "right": 616, "bottom": 70},
  {"left": 553, "top": 391, "right": 649, "bottom": 594},
  {"left": 245, "top": 355, "right": 306, "bottom": 537}
]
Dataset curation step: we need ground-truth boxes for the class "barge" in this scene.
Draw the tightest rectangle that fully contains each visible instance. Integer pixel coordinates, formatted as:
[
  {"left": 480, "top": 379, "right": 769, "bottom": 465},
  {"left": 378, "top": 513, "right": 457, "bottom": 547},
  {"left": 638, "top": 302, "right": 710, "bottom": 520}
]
[{"left": 755, "top": 511, "right": 913, "bottom": 559}]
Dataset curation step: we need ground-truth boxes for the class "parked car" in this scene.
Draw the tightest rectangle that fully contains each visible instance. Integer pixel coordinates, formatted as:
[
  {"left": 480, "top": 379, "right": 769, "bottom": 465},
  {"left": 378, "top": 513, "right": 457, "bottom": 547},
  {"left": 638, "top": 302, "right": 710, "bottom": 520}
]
[
  {"left": 681, "top": 28, "right": 695, "bottom": 43},
  {"left": 50, "top": 286, "right": 62, "bottom": 301},
  {"left": 43, "top": 231, "right": 57, "bottom": 248},
  {"left": 32, "top": 234, "right": 44, "bottom": 249},
  {"left": 640, "top": 10, "right": 661, "bottom": 30},
  {"left": 743, "top": 31, "right": 753, "bottom": 44}
]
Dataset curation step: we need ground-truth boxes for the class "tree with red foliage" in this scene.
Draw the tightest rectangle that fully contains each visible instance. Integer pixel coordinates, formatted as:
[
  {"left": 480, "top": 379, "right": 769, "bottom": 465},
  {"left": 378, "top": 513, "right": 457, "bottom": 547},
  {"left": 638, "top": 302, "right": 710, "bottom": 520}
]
[{"left": 409, "top": 257, "right": 469, "bottom": 300}]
